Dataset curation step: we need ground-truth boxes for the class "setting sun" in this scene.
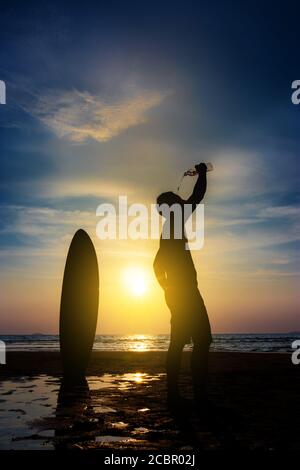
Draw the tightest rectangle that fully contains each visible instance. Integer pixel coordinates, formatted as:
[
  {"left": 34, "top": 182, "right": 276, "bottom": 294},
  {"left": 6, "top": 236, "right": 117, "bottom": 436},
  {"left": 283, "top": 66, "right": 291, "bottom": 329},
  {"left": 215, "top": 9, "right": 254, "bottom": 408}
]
[{"left": 123, "top": 267, "right": 148, "bottom": 297}]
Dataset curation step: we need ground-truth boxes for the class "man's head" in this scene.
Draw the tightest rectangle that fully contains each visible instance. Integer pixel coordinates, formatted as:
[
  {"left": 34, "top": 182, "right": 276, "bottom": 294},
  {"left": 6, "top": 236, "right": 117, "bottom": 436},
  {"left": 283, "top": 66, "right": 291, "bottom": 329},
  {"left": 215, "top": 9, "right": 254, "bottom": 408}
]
[
  {"left": 156, "top": 191, "right": 182, "bottom": 208},
  {"left": 156, "top": 191, "right": 182, "bottom": 219},
  {"left": 156, "top": 192, "right": 185, "bottom": 242}
]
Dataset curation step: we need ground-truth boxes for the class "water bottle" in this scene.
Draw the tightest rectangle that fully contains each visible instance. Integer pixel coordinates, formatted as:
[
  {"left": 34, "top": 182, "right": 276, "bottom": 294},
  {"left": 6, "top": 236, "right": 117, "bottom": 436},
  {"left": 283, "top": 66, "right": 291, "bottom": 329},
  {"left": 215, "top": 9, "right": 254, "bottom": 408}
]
[
  {"left": 177, "top": 163, "right": 213, "bottom": 191},
  {"left": 184, "top": 162, "right": 214, "bottom": 176}
]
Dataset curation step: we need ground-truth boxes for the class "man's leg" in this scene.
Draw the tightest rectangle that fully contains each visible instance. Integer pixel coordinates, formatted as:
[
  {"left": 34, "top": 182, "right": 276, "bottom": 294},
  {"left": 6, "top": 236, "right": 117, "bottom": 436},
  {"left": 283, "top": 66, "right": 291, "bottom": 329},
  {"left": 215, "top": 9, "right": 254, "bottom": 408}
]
[
  {"left": 167, "top": 341, "right": 184, "bottom": 399},
  {"left": 167, "top": 321, "right": 186, "bottom": 402},
  {"left": 191, "top": 303, "right": 212, "bottom": 402},
  {"left": 191, "top": 340, "right": 211, "bottom": 401}
]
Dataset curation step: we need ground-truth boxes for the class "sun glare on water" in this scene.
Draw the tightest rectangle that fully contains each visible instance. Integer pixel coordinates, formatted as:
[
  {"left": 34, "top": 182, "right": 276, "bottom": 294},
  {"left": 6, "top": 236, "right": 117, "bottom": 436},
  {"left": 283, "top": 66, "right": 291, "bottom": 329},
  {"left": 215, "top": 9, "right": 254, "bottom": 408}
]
[{"left": 123, "top": 267, "right": 148, "bottom": 297}]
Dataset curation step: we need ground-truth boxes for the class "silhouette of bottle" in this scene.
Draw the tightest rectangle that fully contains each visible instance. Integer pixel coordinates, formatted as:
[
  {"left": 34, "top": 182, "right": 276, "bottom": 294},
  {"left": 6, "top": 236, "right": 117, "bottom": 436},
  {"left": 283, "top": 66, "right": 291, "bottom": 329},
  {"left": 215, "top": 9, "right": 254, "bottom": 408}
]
[{"left": 177, "top": 163, "right": 213, "bottom": 191}]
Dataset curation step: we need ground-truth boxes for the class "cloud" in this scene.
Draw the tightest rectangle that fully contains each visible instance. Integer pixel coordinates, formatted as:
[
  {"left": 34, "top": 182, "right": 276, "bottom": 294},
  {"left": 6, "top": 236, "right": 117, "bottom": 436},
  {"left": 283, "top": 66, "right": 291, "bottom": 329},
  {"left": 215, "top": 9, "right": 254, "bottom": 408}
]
[
  {"left": 41, "top": 178, "right": 136, "bottom": 199},
  {"left": 205, "top": 149, "right": 267, "bottom": 201},
  {"left": 0, "top": 205, "right": 96, "bottom": 278},
  {"left": 259, "top": 205, "right": 300, "bottom": 218},
  {"left": 27, "top": 88, "right": 168, "bottom": 143},
  {"left": 0, "top": 205, "right": 94, "bottom": 239}
]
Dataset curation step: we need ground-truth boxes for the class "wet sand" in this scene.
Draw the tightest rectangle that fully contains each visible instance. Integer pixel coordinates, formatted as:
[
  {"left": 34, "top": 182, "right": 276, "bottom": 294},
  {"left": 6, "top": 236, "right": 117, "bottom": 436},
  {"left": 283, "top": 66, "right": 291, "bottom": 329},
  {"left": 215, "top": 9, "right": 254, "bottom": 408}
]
[{"left": 0, "top": 351, "right": 300, "bottom": 450}]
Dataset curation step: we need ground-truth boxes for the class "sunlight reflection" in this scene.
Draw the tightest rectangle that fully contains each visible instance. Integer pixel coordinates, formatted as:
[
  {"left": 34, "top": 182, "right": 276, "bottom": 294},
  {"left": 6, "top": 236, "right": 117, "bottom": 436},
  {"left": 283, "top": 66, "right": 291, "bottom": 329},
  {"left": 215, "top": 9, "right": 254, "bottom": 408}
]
[
  {"left": 130, "top": 342, "right": 149, "bottom": 352},
  {"left": 126, "top": 334, "right": 152, "bottom": 352},
  {"left": 128, "top": 372, "right": 145, "bottom": 383}
]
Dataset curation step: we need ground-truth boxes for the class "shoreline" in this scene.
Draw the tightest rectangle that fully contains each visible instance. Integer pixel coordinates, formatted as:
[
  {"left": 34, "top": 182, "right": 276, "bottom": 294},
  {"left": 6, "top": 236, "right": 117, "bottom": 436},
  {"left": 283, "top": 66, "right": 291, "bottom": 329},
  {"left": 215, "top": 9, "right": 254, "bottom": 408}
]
[
  {"left": 4, "top": 348, "right": 291, "bottom": 353},
  {"left": 0, "top": 350, "right": 294, "bottom": 377}
]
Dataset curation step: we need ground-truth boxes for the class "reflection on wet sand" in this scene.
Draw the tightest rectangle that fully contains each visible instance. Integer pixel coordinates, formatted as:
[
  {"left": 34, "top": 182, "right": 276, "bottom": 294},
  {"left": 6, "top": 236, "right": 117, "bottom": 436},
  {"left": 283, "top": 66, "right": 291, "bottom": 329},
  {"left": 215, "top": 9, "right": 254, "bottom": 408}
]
[
  {"left": 53, "top": 372, "right": 171, "bottom": 449},
  {"left": 54, "top": 377, "right": 97, "bottom": 449},
  {"left": 0, "top": 371, "right": 252, "bottom": 450},
  {"left": 2, "top": 351, "right": 299, "bottom": 450},
  {"left": 0, "top": 372, "right": 173, "bottom": 450},
  {"left": 0, "top": 375, "right": 57, "bottom": 450}
]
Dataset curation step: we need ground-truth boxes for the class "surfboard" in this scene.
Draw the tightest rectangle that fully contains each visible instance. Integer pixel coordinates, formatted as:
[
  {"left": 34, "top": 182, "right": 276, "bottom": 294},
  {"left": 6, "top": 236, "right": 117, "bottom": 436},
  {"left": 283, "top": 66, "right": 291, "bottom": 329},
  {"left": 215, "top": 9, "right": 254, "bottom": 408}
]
[{"left": 59, "top": 229, "right": 99, "bottom": 378}]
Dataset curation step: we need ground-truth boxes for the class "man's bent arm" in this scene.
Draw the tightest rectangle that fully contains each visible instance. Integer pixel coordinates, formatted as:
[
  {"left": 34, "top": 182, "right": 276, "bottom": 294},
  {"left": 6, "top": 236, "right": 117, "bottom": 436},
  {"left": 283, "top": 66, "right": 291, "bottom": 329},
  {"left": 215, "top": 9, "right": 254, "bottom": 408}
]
[
  {"left": 186, "top": 163, "right": 207, "bottom": 212},
  {"left": 153, "top": 250, "right": 168, "bottom": 289}
]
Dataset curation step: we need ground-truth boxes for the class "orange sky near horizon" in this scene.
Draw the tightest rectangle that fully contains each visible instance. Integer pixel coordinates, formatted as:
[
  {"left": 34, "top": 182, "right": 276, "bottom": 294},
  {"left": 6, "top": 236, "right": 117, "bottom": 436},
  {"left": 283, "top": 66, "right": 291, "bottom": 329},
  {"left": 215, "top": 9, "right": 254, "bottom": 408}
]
[{"left": 1, "top": 223, "right": 299, "bottom": 335}]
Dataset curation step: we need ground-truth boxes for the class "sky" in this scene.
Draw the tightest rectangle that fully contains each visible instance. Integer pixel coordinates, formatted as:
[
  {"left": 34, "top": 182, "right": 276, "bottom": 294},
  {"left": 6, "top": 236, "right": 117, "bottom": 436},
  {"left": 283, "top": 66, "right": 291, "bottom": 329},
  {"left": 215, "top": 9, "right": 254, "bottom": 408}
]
[{"left": 0, "top": 0, "right": 299, "bottom": 334}]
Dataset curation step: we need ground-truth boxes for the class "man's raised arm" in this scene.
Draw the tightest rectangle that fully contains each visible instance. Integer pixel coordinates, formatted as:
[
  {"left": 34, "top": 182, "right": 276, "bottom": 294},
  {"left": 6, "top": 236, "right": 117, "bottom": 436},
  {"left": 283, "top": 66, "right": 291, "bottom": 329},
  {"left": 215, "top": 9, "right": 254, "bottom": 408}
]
[{"left": 186, "top": 163, "right": 207, "bottom": 212}]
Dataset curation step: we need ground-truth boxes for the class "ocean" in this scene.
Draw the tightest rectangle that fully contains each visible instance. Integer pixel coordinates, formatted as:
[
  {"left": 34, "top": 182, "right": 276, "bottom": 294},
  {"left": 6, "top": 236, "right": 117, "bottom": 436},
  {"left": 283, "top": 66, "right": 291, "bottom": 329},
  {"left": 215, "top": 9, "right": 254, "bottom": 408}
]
[{"left": 0, "top": 333, "right": 299, "bottom": 353}]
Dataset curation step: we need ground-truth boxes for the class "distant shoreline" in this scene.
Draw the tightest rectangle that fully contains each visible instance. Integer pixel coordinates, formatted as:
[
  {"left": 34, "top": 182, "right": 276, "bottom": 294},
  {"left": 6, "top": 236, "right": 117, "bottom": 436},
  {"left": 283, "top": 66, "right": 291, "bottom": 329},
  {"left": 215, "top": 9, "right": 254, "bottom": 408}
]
[
  {"left": 1, "top": 332, "right": 298, "bottom": 354},
  {"left": 1, "top": 332, "right": 299, "bottom": 335}
]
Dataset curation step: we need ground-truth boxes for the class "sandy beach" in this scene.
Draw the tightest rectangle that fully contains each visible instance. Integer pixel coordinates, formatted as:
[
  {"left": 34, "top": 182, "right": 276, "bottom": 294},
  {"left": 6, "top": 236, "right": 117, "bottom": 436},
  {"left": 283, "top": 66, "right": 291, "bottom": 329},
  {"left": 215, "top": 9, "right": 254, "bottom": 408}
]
[{"left": 0, "top": 351, "right": 299, "bottom": 450}]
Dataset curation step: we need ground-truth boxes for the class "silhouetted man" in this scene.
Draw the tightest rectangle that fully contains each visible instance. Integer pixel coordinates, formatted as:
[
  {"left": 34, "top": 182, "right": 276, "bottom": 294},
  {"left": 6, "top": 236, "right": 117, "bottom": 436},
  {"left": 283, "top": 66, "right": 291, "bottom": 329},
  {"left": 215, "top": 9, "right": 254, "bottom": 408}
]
[{"left": 153, "top": 163, "right": 212, "bottom": 405}]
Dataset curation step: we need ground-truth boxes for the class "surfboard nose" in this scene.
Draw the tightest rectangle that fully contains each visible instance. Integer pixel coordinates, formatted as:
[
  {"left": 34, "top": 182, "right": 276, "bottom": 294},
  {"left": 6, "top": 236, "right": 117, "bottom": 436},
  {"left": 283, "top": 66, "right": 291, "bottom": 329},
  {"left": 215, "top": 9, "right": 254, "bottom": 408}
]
[{"left": 74, "top": 228, "right": 87, "bottom": 237}]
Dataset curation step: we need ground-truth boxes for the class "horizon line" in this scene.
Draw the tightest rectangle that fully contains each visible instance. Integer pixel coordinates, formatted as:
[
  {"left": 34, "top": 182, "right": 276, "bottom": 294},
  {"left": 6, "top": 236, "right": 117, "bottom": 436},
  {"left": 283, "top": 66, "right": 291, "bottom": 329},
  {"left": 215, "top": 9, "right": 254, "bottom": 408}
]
[{"left": 1, "top": 331, "right": 299, "bottom": 336}]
